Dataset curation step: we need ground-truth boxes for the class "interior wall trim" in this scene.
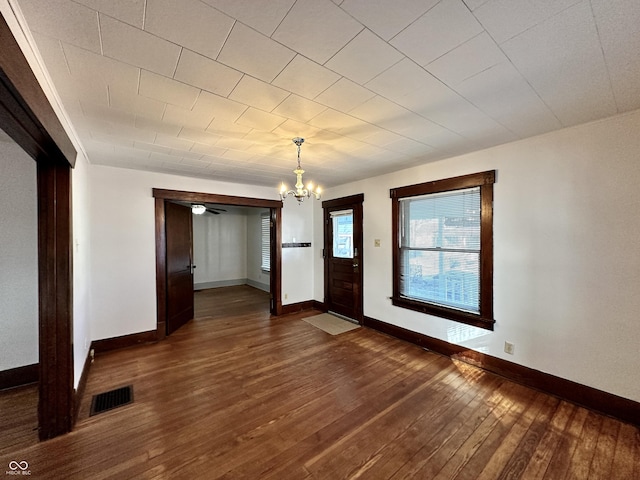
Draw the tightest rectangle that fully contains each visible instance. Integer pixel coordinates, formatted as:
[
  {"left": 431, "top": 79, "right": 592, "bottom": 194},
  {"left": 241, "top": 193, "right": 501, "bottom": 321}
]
[
  {"left": 153, "top": 188, "right": 283, "bottom": 329},
  {"left": 313, "top": 300, "right": 326, "bottom": 312},
  {"left": 0, "top": 14, "right": 76, "bottom": 166},
  {"left": 363, "top": 316, "right": 640, "bottom": 427},
  {"left": 1, "top": 14, "right": 76, "bottom": 440},
  {"left": 152, "top": 189, "right": 281, "bottom": 208},
  {"left": 194, "top": 279, "right": 248, "bottom": 290},
  {"left": 0, "top": 363, "right": 38, "bottom": 391},
  {"left": 73, "top": 348, "right": 92, "bottom": 423},
  {"left": 91, "top": 330, "right": 158, "bottom": 354},
  {"left": 281, "top": 300, "right": 315, "bottom": 315}
]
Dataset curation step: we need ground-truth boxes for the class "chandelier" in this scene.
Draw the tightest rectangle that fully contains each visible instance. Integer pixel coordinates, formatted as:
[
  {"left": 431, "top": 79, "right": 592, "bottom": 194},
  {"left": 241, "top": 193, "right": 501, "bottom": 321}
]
[{"left": 279, "top": 137, "right": 321, "bottom": 202}]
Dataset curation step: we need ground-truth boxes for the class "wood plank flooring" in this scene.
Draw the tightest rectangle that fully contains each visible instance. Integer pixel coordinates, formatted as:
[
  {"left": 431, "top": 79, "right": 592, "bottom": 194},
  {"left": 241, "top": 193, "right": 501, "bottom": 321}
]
[
  {"left": 1, "top": 285, "right": 638, "bottom": 479},
  {"left": 0, "top": 384, "right": 38, "bottom": 456}
]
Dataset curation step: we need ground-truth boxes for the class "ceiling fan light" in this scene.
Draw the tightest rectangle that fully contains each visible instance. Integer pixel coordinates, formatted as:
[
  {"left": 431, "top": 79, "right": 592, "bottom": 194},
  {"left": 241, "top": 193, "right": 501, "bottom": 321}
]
[{"left": 191, "top": 204, "right": 206, "bottom": 215}]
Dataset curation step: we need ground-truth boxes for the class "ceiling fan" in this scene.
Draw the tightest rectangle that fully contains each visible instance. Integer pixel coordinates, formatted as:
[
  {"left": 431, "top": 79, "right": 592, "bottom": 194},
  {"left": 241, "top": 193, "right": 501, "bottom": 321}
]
[{"left": 191, "top": 204, "right": 227, "bottom": 215}]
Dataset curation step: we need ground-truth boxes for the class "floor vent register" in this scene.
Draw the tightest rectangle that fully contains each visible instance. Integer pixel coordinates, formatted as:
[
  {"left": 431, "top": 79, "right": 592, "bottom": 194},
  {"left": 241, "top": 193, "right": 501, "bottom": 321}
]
[{"left": 90, "top": 385, "right": 134, "bottom": 416}]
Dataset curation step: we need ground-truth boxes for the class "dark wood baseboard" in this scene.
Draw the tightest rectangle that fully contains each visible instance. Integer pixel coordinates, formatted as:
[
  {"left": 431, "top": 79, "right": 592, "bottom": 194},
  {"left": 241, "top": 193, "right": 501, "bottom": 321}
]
[
  {"left": 73, "top": 348, "right": 92, "bottom": 423},
  {"left": 312, "top": 300, "right": 326, "bottom": 312},
  {"left": 0, "top": 363, "right": 39, "bottom": 390},
  {"left": 364, "top": 316, "right": 640, "bottom": 426},
  {"left": 91, "top": 330, "right": 157, "bottom": 354},
  {"left": 280, "top": 300, "right": 316, "bottom": 315}
]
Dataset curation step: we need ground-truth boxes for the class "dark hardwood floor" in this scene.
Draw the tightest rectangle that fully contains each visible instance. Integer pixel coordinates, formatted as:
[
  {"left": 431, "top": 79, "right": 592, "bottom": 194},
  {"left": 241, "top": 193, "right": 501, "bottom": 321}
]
[
  {"left": 1, "top": 285, "right": 638, "bottom": 479},
  {"left": 0, "top": 383, "right": 38, "bottom": 456}
]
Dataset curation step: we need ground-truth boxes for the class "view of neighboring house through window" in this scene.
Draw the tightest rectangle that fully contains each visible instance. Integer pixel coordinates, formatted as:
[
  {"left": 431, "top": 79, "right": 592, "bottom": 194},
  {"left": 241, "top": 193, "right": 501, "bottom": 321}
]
[
  {"left": 390, "top": 171, "right": 495, "bottom": 330},
  {"left": 261, "top": 213, "right": 270, "bottom": 271}
]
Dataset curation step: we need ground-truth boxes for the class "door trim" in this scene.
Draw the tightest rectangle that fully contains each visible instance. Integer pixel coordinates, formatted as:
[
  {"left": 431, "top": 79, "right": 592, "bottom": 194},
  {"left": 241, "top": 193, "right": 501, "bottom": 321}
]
[
  {"left": 1, "top": 15, "right": 77, "bottom": 439},
  {"left": 323, "top": 194, "right": 364, "bottom": 324},
  {"left": 153, "top": 189, "right": 283, "bottom": 338}
]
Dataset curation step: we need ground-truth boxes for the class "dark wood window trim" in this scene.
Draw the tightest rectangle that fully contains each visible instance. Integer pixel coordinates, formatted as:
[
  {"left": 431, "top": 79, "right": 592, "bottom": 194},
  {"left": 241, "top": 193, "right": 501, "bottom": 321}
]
[
  {"left": 152, "top": 189, "right": 283, "bottom": 337},
  {"left": 390, "top": 171, "right": 495, "bottom": 331}
]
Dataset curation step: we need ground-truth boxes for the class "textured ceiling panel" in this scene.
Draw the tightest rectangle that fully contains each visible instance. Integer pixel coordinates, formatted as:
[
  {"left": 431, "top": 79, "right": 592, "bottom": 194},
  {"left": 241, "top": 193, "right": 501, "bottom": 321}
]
[
  {"left": 341, "top": 0, "right": 439, "bottom": 41},
  {"left": 272, "top": 0, "right": 363, "bottom": 64},
  {"left": 10, "top": 0, "right": 640, "bottom": 188},
  {"left": 501, "top": 1, "right": 616, "bottom": 126},
  {"left": 18, "top": 0, "right": 101, "bottom": 53},
  {"left": 173, "top": 50, "right": 242, "bottom": 97},
  {"left": 217, "top": 22, "right": 295, "bottom": 83},
  {"left": 390, "top": 0, "right": 484, "bottom": 66},
  {"left": 145, "top": 0, "right": 233, "bottom": 59},
  {"left": 325, "top": 29, "right": 404, "bottom": 84},
  {"left": 100, "top": 14, "right": 181, "bottom": 77},
  {"left": 200, "top": 0, "right": 295, "bottom": 37}
]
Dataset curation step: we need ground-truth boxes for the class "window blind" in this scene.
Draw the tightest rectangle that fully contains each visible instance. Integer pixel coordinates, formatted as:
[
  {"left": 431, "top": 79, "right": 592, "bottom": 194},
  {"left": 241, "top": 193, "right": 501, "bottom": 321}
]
[
  {"left": 399, "top": 187, "right": 480, "bottom": 313},
  {"left": 261, "top": 214, "right": 270, "bottom": 272}
]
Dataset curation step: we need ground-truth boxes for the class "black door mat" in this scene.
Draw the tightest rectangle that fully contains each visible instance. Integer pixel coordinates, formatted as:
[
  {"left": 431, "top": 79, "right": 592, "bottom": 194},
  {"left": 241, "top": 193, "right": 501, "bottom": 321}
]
[{"left": 90, "top": 385, "right": 133, "bottom": 416}]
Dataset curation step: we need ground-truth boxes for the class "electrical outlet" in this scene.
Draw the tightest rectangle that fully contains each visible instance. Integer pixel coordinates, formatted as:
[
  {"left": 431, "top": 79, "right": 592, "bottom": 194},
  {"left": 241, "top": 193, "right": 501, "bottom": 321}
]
[
  {"left": 504, "top": 341, "right": 515, "bottom": 355},
  {"left": 284, "top": 293, "right": 288, "bottom": 300}
]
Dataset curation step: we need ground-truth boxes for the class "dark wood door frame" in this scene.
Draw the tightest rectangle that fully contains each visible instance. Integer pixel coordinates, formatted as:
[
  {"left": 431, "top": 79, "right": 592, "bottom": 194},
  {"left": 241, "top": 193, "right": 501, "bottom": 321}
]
[
  {"left": 1, "top": 16, "right": 77, "bottom": 439},
  {"left": 323, "top": 194, "right": 364, "bottom": 324},
  {"left": 153, "top": 189, "right": 283, "bottom": 339}
]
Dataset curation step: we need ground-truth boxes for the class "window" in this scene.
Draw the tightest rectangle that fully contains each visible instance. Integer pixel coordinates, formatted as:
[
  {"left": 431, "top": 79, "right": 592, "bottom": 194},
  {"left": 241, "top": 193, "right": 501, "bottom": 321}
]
[
  {"left": 261, "top": 213, "right": 270, "bottom": 272},
  {"left": 331, "top": 209, "right": 354, "bottom": 259},
  {"left": 390, "top": 171, "right": 495, "bottom": 330}
]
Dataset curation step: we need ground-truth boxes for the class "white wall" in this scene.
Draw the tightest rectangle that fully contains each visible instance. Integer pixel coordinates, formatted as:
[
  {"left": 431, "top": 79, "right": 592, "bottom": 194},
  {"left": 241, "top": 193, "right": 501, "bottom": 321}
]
[
  {"left": 193, "top": 206, "right": 271, "bottom": 291},
  {"left": 1, "top": 0, "right": 94, "bottom": 387},
  {"left": 314, "top": 109, "right": 640, "bottom": 403},
  {"left": 282, "top": 199, "right": 315, "bottom": 304},
  {"left": 71, "top": 153, "right": 92, "bottom": 387},
  {"left": 193, "top": 210, "right": 247, "bottom": 287},
  {"left": 87, "top": 165, "right": 314, "bottom": 340},
  {"left": 0, "top": 138, "right": 38, "bottom": 371}
]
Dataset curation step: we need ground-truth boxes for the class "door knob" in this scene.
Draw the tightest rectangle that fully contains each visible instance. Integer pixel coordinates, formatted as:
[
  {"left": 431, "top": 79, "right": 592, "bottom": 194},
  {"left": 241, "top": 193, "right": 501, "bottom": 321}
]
[{"left": 353, "top": 260, "right": 359, "bottom": 268}]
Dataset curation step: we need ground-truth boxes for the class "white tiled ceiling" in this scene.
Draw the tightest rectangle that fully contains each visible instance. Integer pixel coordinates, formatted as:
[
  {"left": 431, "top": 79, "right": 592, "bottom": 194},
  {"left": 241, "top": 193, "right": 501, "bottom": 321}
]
[{"left": 9, "top": 0, "right": 640, "bottom": 188}]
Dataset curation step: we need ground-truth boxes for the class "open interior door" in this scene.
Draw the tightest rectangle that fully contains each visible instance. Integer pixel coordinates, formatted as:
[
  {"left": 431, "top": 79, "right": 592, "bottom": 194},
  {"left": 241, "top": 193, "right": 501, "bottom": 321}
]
[{"left": 166, "top": 202, "right": 194, "bottom": 335}]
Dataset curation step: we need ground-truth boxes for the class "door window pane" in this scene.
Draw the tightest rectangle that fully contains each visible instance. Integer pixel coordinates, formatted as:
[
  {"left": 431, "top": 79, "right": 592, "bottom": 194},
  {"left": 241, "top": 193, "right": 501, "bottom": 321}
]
[{"left": 331, "top": 210, "right": 353, "bottom": 258}]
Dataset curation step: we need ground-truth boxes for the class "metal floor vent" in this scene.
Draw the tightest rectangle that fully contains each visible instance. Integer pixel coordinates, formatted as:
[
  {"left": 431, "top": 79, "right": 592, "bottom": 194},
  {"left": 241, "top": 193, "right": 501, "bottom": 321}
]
[{"left": 90, "top": 385, "right": 133, "bottom": 416}]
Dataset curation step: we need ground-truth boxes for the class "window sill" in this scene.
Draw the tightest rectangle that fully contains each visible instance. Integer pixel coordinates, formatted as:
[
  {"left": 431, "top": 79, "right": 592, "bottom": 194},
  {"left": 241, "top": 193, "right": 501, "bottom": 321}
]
[{"left": 391, "top": 296, "right": 494, "bottom": 331}]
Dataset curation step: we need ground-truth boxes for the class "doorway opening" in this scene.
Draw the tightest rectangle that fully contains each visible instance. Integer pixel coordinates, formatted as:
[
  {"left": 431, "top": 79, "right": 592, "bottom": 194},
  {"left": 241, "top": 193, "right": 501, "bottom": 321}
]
[
  {"left": 190, "top": 203, "right": 272, "bottom": 319},
  {"left": 153, "top": 189, "right": 282, "bottom": 339},
  {"left": 1, "top": 14, "right": 77, "bottom": 440}
]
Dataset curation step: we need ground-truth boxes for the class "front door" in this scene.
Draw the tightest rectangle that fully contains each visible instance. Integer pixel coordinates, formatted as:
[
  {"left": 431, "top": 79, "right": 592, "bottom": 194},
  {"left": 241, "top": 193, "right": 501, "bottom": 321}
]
[
  {"left": 166, "top": 202, "right": 194, "bottom": 335},
  {"left": 323, "top": 194, "right": 364, "bottom": 323}
]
